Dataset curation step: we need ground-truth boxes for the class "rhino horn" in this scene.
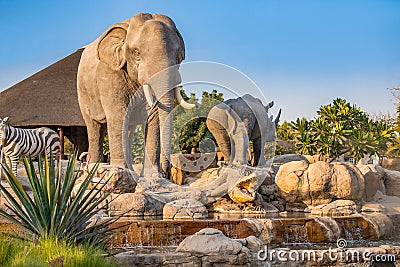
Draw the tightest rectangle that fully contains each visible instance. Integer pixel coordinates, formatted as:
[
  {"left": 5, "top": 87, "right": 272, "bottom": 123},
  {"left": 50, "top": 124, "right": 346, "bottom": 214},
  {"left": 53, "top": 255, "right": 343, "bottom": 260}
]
[{"left": 274, "top": 109, "right": 281, "bottom": 127}]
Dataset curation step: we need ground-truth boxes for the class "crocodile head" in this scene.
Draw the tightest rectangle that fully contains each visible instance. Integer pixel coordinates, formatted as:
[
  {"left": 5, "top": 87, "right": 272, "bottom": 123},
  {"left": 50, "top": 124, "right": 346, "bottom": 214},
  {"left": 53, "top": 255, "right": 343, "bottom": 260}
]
[{"left": 228, "top": 170, "right": 268, "bottom": 203}]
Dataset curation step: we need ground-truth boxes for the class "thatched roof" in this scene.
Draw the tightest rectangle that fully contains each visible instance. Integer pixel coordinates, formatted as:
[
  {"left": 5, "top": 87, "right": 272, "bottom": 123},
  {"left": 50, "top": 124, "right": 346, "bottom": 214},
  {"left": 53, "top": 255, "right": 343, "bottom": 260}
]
[{"left": 0, "top": 49, "right": 85, "bottom": 127}]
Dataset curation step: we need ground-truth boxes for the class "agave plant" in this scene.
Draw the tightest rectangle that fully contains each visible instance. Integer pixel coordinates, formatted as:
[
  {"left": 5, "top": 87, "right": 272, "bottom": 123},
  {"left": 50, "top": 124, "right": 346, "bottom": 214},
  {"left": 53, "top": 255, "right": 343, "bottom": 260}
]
[{"left": 0, "top": 153, "right": 120, "bottom": 247}]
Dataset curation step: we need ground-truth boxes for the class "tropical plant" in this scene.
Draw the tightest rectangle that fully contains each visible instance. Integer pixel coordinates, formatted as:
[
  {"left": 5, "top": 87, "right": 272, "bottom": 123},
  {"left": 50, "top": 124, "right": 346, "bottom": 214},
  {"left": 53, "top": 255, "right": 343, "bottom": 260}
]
[
  {"left": 0, "top": 153, "right": 120, "bottom": 247},
  {"left": 284, "top": 98, "right": 395, "bottom": 161},
  {"left": 276, "top": 120, "right": 294, "bottom": 141}
]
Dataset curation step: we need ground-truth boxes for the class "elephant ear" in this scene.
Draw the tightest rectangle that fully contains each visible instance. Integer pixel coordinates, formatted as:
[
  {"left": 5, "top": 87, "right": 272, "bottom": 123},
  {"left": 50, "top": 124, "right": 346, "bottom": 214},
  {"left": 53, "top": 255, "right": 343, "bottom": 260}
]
[
  {"left": 97, "top": 23, "right": 129, "bottom": 71},
  {"left": 176, "top": 30, "right": 185, "bottom": 62}
]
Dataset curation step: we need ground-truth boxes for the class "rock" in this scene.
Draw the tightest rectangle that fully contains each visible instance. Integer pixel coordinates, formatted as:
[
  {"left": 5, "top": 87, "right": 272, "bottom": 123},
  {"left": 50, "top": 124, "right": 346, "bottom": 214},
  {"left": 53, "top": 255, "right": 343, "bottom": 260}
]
[
  {"left": 330, "top": 162, "right": 365, "bottom": 201},
  {"left": 163, "top": 199, "right": 208, "bottom": 219},
  {"left": 114, "top": 251, "right": 200, "bottom": 267},
  {"left": 274, "top": 160, "right": 308, "bottom": 202},
  {"left": 196, "top": 228, "right": 222, "bottom": 235},
  {"left": 361, "top": 203, "right": 386, "bottom": 212},
  {"left": 207, "top": 195, "right": 279, "bottom": 213},
  {"left": 308, "top": 200, "right": 359, "bottom": 216},
  {"left": 96, "top": 165, "right": 137, "bottom": 193},
  {"left": 132, "top": 164, "right": 143, "bottom": 176},
  {"left": 201, "top": 253, "right": 248, "bottom": 266},
  {"left": 358, "top": 164, "right": 385, "bottom": 201},
  {"left": 249, "top": 219, "right": 277, "bottom": 245},
  {"left": 371, "top": 190, "right": 385, "bottom": 202},
  {"left": 275, "top": 161, "right": 365, "bottom": 206},
  {"left": 381, "top": 157, "right": 400, "bottom": 171},
  {"left": 259, "top": 184, "right": 275, "bottom": 196},
  {"left": 271, "top": 198, "right": 286, "bottom": 212},
  {"left": 176, "top": 228, "right": 243, "bottom": 255},
  {"left": 260, "top": 202, "right": 280, "bottom": 213},
  {"left": 75, "top": 164, "right": 137, "bottom": 195},
  {"left": 361, "top": 213, "right": 394, "bottom": 239},
  {"left": 245, "top": 235, "right": 263, "bottom": 252},
  {"left": 304, "top": 161, "right": 333, "bottom": 204},
  {"left": 304, "top": 154, "right": 325, "bottom": 163},
  {"left": 384, "top": 169, "right": 400, "bottom": 198},
  {"left": 108, "top": 193, "right": 164, "bottom": 216},
  {"left": 310, "top": 216, "right": 342, "bottom": 242},
  {"left": 285, "top": 202, "right": 307, "bottom": 212},
  {"left": 235, "top": 238, "right": 247, "bottom": 246},
  {"left": 188, "top": 168, "right": 221, "bottom": 188},
  {"left": 368, "top": 192, "right": 400, "bottom": 213},
  {"left": 272, "top": 154, "right": 309, "bottom": 165}
]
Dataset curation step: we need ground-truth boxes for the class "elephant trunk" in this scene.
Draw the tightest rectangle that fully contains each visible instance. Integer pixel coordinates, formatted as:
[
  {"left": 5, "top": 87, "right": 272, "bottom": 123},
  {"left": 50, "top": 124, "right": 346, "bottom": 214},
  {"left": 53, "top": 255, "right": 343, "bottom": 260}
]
[
  {"left": 148, "top": 67, "right": 178, "bottom": 175},
  {"left": 158, "top": 86, "right": 174, "bottom": 175}
]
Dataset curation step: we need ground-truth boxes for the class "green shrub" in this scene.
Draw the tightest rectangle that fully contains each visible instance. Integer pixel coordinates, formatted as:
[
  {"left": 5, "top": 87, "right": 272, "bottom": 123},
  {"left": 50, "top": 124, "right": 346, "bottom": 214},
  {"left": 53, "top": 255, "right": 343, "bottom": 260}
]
[
  {"left": 0, "top": 235, "right": 117, "bottom": 267},
  {"left": 0, "top": 153, "right": 119, "bottom": 246}
]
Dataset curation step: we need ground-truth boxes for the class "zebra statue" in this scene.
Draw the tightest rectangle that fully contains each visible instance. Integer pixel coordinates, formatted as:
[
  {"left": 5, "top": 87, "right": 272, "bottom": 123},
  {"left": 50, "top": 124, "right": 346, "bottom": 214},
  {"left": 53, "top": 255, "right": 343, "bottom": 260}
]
[{"left": 0, "top": 117, "right": 60, "bottom": 175}]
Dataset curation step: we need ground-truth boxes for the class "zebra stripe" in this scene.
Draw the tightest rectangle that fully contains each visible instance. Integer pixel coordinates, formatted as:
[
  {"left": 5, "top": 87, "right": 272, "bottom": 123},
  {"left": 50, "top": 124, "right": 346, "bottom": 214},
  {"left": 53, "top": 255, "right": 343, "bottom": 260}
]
[{"left": 0, "top": 125, "right": 60, "bottom": 175}]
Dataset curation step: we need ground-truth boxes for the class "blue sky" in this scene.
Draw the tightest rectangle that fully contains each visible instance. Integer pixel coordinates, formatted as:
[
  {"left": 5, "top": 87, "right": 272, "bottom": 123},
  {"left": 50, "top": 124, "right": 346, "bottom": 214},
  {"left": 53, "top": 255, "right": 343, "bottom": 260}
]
[{"left": 0, "top": 0, "right": 399, "bottom": 121}]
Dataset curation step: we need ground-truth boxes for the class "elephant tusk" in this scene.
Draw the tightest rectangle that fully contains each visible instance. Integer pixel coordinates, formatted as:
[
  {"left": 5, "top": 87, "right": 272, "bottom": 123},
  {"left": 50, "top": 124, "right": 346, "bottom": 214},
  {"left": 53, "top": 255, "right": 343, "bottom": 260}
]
[
  {"left": 143, "top": 84, "right": 155, "bottom": 107},
  {"left": 174, "top": 87, "right": 195, "bottom": 109}
]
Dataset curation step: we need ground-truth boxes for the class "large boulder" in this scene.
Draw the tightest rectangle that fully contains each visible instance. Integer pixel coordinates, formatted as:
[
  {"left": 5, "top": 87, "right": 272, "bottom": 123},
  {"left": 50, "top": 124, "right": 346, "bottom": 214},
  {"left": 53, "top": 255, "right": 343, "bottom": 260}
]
[
  {"left": 383, "top": 169, "right": 400, "bottom": 198},
  {"left": 108, "top": 193, "right": 164, "bottom": 216},
  {"left": 75, "top": 164, "right": 138, "bottom": 194},
  {"left": 307, "top": 200, "right": 360, "bottom": 216},
  {"left": 272, "top": 154, "right": 309, "bottom": 165},
  {"left": 163, "top": 199, "right": 208, "bottom": 219},
  {"left": 275, "top": 160, "right": 365, "bottom": 206},
  {"left": 358, "top": 164, "right": 386, "bottom": 201},
  {"left": 95, "top": 165, "right": 138, "bottom": 193},
  {"left": 176, "top": 228, "right": 244, "bottom": 255},
  {"left": 381, "top": 157, "right": 400, "bottom": 171}
]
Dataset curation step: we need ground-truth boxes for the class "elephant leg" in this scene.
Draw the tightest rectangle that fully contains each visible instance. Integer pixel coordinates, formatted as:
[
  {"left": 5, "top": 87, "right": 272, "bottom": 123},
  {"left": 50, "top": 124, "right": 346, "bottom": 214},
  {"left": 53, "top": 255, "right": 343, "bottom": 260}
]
[
  {"left": 230, "top": 122, "right": 249, "bottom": 165},
  {"left": 69, "top": 126, "right": 89, "bottom": 156},
  {"left": 142, "top": 104, "right": 162, "bottom": 177},
  {"left": 106, "top": 117, "right": 126, "bottom": 167},
  {"left": 206, "top": 119, "right": 231, "bottom": 162},
  {"left": 86, "top": 120, "right": 106, "bottom": 163}
]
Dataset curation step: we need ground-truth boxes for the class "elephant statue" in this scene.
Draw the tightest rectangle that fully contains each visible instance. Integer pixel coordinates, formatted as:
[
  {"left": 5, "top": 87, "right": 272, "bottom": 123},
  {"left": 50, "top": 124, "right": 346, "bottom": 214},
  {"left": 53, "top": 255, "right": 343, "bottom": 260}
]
[
  {"left": 206, "top": 94, "right": 281, "bottom": 166},
  {"left": 77, "top": 13, "right": 194, "bottom": 177}
]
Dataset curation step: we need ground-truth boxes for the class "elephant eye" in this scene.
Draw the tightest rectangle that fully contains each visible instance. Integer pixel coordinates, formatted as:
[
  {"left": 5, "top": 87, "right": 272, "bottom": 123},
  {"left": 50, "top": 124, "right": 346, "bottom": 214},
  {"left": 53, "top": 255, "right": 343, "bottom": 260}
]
[{"left": 133, "top": 48, "right": 140, "bottom": 62}]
